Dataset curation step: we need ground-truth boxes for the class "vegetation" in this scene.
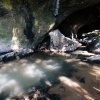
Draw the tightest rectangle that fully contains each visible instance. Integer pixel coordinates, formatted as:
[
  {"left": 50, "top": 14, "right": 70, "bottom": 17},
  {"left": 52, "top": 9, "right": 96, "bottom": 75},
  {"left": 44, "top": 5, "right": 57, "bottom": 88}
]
[{"left": 2, "top": 0, "right": 12, "bottom": 10}]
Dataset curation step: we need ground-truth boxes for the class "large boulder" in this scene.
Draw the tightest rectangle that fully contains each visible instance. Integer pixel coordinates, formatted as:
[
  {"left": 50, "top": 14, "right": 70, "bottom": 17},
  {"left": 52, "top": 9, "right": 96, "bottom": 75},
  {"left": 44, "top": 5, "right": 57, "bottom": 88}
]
[
  {"left": 0, "top": 0, "right": 100, "bottom": 49},
  {"left": 49, "top": 29, "right": 81, "bottom": 52},
  {"left": 79, "top": 30, "right": 100, "bottom": 45}
]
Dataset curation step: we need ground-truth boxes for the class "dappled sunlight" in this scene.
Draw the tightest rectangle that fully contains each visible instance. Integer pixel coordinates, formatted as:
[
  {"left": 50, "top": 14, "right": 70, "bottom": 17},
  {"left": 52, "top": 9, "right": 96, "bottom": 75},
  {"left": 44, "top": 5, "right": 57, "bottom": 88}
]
[
  {"left": 47, "top": 51, "right": 71, "bottom": 58},
  {"left": 93, "top": 87, "right": 100, "bottom": 92},
  {"left": 19, "top": 59, "right": 28, "bottom": 63},
  {"left": 11, "top": 68, "right": 18, "bottom": 72},
  {"left": 72, "top": 50, "right": 95, "bottom": 56},
  {"left": 0, "top": 51, "right": 100, "bottom": 99},
  {"left": 0, "top": 74, "right": 8, "bottom": 86},
  {"left": 77, "top": 61, "right": 90, "bottom": 66},
  {"left": 42, "top": 59, "right": 53, "bottom": 64},
  {"left": 44, "top": 64, "right": 61, "bottom": 70},
  {"left": 59, "top": 76, "right": 90, "bottom": 95},
  {"left": 35, "top": 59, "right": 42, "bottom": 63},
  {"left": 45, "top": 80, "right": 52, "bottom": 86},
  {"left": 49, "top": 76, "right": 93, "bottom": 100},
  {"left": 0, "top": 52, "right": 76, "bottom": 99},
  {"left": 11, "top": 28, "right": 20, "bottom": 51},
  {"left": 65, "top": 58, "right": 80, "bottom": 63},
  {"left": 34, "top": 19, "right": 39, "bottom": 27},
  {"left": 71, "top": 61, "right": 91, "bottom": 71},
  {"left": 23, "top": 64, "right": 45, "bottom": 78},
  {"left": 42, "top": 60, "right": 61, "bottom": 70},
  {"left": 59, "top": 76, "right": 80, "bottom": 87},
  {"left": 49, "top": 23, "right": 55, "bottom": 30},
  {"left": 0, "top": 73, "right": 22, "bottom": 96},
  {"left": 89, "top": 66, "right": 100, "bottom": 77}
]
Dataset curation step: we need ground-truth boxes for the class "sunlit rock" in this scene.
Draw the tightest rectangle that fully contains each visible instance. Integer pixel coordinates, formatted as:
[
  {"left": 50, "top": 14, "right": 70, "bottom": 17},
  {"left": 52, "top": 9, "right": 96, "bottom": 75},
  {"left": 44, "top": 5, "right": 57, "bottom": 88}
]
[
  {"left": 72, "top": 50, "right": 95, "bottom": 56},
  {"left": 49, "top": 29, "right": 81, "bottom": 52},
  {"left": 11, "top": 35, "right": 19, "bottom": 51}
]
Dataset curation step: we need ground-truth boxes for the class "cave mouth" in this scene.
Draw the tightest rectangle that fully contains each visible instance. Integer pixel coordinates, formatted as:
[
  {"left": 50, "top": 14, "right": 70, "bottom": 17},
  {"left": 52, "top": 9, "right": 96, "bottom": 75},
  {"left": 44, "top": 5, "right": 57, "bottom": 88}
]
[
  {"left": 57, "top": 19, "right": 100, "bottom": 40},
  {"left": 77, "top": 19, "right": 100, "bottom": 39},
  {"left": 57, "top": 3, "right": 100, "bottom": 39}
]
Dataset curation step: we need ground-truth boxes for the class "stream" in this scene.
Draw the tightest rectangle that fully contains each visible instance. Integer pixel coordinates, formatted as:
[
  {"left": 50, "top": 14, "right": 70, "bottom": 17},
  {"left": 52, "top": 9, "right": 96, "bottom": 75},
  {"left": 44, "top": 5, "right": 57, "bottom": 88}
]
[
  {"left": 0, "top": 52, "right": 77, "bottom": 99},
  {"left": 0, "top": 51, "right": 100, "bottom": 100}
]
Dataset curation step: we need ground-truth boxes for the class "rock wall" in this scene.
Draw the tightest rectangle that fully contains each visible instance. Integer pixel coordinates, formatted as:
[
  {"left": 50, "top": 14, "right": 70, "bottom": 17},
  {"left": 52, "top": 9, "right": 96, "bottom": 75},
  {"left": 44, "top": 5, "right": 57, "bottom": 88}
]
[{"left": 0, "top": 0, "right": 100, "bottom": 49}]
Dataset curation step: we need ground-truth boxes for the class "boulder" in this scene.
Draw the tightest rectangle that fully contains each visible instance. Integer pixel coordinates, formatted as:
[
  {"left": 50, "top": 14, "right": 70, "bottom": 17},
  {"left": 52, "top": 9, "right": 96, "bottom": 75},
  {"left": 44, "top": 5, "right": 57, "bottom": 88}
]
[
  {"left": 86, "top": 55, "right": 100, "bottom": 63},
  {"left": 79, "top": 30, "right": 100, "bottom": 45},
  {"left": 86, "top": 36, "right": 100, "bottom": 54},
  {"left": 0, "top": 43, "right": 13, "bottom": 55},
  {"left": 1, "top": 0, "right": 100, "bottom": 49},
  {"left": 49, "top": 29, "right": 81, "bottom": 52}
]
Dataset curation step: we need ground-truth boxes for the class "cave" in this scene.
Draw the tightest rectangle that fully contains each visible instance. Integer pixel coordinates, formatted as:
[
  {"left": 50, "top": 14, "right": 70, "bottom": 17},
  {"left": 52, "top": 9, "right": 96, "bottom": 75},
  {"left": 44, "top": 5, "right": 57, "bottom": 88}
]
[
  {"left": 57, "top": 3, "right": 100, "bottom": 39},
  {"left": 77, "top": 19, "right": 100, "bottom": 39}
]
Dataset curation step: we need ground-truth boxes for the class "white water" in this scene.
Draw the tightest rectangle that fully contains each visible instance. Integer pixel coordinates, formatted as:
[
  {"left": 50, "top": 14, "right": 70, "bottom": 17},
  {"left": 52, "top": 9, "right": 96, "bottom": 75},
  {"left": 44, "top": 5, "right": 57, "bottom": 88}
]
[{"left": 54, "top": 0, "right": 60, "bottom": 16}]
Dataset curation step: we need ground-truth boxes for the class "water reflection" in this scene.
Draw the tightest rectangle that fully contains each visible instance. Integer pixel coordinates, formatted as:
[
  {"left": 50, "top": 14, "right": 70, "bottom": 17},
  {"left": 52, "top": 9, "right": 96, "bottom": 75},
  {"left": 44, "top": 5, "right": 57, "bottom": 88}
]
[
  {"left": 0, "top": 52, "right": 77, "bottom": 99},
  {"left": 24, "top": 64, "right": 45, "bottom": 78}
]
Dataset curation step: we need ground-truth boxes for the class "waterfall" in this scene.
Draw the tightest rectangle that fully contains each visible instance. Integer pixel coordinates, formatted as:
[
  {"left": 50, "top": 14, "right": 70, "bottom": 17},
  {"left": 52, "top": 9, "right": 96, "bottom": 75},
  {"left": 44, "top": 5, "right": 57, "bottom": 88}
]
[{"left": 54, "top": 0, "right": 60, "bottom": 16}]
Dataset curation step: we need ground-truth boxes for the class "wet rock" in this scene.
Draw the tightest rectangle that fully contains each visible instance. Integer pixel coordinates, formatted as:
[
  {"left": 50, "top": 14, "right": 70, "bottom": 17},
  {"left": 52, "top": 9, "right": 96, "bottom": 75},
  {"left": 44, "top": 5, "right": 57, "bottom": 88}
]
[
  {"left": 15, "top": 48, "right": 34, "bottom": 58},
  {"left": 49, "top": 29, "right": 81, "bottom": 52},
  {"left": 86, "top": 55, "right": 100, "bottom": 63},
  {"left": 0, "top": 49, "right": 13, "bottom": 56},
  {"left": 72, "top": 50, "right": 95, "bottom": 56},
  {"left": 79, "top": 35, "right": 95, "bottom": 45},
  {"left": 0, "top": 48, "right": 34, "bottom": 62},
  {"left": 11, "top": 96, "right": 25, "bottom": 100},
  {"left": 28, "top": 86, "right": 61, "bottom": 100},
  {"left": 86, "top": 36, "right": 100, "bottom": 54},
  {"left": 79, "top": 30, "right": 100, "bottom": 45},
  {"left": 3, "top": 52, "right": 15, "bottom": 62},
  {"left": 0, "top": 44, "right": 12, "bottom": 56}
]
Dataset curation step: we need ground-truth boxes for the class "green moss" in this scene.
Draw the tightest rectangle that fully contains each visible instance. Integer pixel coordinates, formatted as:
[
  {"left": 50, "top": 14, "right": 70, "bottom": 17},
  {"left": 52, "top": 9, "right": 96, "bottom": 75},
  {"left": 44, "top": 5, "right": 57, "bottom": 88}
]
[{"left": 2, "top": 0, "right": 12, "bottom": 10}]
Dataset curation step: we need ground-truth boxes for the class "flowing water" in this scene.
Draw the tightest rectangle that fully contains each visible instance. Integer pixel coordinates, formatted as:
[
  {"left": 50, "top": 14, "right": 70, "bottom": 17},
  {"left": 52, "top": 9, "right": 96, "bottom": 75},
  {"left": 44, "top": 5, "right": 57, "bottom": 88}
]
[{"left": 0, "top": 51, "right": 99, "bottom": 100}]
